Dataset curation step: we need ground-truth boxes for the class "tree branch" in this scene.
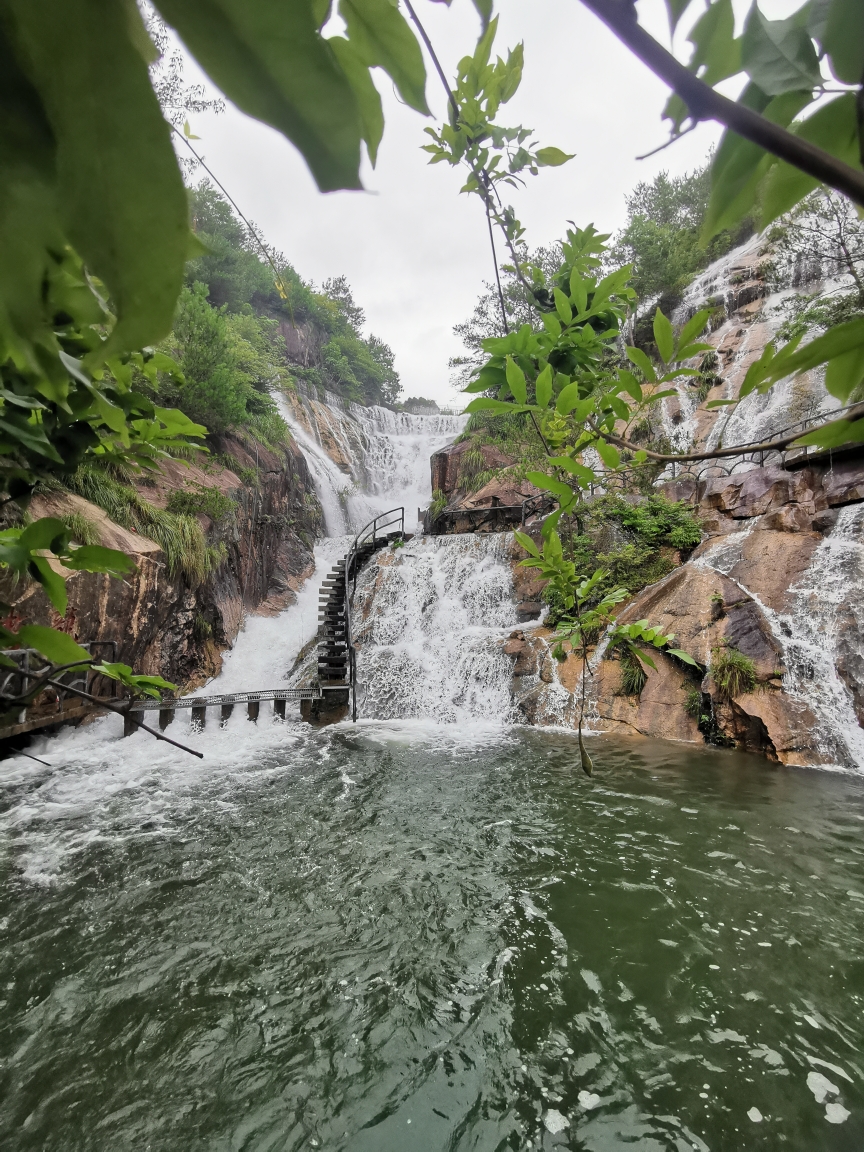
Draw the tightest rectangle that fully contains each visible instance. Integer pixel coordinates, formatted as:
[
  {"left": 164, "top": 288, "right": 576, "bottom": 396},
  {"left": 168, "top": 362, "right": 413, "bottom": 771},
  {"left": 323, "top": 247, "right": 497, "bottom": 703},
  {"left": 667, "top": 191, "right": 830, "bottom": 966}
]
[
  {"left": 579, "top": 0, "right": 864, "bottom": 210},
  {"left": 590, "top": 401, "right": 864, "bottom": 462}
]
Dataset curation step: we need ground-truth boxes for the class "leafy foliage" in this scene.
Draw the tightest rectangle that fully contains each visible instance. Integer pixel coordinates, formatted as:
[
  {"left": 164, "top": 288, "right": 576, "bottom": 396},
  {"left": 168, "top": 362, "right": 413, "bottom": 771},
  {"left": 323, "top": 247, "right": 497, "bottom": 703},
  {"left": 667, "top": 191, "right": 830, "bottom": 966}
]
[
  {"left": 166, "top": 482, "right": 236, "bottom": 522},
  {"left": 710, "top": 644, "right": 757, "bottom": 698},
  {"left": 609, "top": 165, "right": 754, "bottom": 318},
  {"left": 186, "top": 186, "right": 401, "bottom": 407}
]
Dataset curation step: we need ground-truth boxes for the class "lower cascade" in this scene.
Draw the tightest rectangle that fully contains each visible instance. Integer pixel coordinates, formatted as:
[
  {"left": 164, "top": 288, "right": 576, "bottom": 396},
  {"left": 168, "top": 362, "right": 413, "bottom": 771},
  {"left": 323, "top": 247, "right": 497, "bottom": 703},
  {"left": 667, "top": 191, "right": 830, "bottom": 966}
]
[{"left": 351, "top": 534, "right": 519, "bottom": 722}]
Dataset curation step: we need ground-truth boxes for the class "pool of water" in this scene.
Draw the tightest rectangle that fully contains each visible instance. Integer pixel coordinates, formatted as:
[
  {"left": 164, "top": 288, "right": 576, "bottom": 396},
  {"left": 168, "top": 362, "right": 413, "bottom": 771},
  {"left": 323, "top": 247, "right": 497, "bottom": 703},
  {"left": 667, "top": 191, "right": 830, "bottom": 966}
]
[{"left": 1, "top": 722, "right": 863, "bottom": 1150}]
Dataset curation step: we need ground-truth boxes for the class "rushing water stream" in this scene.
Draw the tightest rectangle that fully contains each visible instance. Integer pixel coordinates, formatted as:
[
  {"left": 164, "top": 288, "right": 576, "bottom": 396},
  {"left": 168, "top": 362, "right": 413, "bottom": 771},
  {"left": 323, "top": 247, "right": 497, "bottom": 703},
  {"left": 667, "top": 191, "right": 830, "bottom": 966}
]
[
  {"left": 2, "top": 728, "right": 864, "bottom": 1150},
  {"left": 2, "top": 399, "right": 864, "bottom": 1149}
]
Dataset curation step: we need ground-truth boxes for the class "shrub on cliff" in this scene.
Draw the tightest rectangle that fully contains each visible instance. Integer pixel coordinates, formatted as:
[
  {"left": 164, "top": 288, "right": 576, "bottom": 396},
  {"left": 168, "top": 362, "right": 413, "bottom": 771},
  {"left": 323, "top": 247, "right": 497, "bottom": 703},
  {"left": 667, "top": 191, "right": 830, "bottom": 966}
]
[{"left": 543, "top": 494, "right": 702, "bottom": 626}]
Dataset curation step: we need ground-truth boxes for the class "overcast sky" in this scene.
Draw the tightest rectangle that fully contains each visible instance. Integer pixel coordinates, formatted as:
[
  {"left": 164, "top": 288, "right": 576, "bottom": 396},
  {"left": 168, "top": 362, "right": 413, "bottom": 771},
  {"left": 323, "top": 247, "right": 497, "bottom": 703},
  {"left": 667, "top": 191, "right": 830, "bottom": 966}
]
[{"left": 181, "top": 0, "right": 739, "bottom": 406}]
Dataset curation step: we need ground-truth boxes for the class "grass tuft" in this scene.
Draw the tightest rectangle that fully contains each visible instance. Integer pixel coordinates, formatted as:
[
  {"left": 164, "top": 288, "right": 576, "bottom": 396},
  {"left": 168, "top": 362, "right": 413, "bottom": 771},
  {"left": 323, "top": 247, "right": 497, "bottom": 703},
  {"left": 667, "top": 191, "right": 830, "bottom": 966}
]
[{"left": 710, "top": 645, "right": 757, "bottom": 698}]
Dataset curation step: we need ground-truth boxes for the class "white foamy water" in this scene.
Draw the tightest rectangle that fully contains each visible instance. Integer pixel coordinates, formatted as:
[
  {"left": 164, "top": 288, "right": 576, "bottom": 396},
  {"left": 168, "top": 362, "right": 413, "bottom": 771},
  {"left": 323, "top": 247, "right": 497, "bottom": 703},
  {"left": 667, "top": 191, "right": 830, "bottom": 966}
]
[
  {"left": 696, "top": 509, "right": 864, "bottom": 772},
  {"left": 352, "top": 533, "right": 519, "bottom": 723},
  {"left": 279, "top": 386, "right": 466, "bottom": 535}
]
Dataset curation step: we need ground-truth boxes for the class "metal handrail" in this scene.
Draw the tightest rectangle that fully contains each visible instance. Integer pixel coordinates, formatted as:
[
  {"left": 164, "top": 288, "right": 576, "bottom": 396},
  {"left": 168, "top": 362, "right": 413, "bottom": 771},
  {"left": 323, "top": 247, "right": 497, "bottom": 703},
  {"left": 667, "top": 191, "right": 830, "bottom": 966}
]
[
  {"left": 343, "top": 507, "right": 404, "bottom": 722},
  {"left": 0, "top": 640, "right": 118, "bottom": 720}
]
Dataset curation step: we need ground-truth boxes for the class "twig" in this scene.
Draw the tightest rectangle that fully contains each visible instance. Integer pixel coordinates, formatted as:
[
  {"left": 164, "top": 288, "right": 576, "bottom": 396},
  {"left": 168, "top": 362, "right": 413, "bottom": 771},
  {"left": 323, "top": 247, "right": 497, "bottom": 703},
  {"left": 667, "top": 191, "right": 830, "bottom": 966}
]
[
  {"left": 41, "top": 679, "right": 204, "bottom": 759},
  {"left": 4, "top": 749, "right": 51, "bottom": 767},
  {"left": 579, "top": 0, "right": 864, "bottom": 209},
  {"left": 589, "top": 400, "right": 864, "bottom": 463},
  {"left": 6, "top": 666, "right": 204, "bottom": 759},
  {"left": 635, "top": 123, "right": 697, "bottom": 160},
  {"left": 486, "top": 197, "right": 510, "bottom": 334}
]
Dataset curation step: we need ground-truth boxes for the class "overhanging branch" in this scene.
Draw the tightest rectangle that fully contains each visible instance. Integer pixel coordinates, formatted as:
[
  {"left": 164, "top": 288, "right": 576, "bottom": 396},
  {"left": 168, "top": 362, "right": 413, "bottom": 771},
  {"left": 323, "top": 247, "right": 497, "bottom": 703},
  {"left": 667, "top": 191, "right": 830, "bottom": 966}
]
[{"left": 579, "top": 0, "right": 864, "bottom": 210}]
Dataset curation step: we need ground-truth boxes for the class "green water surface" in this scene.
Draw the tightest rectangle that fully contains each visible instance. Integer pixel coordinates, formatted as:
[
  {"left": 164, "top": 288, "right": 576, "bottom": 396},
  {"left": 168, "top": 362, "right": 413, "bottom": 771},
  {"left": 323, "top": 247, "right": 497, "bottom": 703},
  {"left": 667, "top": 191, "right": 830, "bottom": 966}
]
[{"left": 1, "top": 725, "right": 863, "bottom": 1150}]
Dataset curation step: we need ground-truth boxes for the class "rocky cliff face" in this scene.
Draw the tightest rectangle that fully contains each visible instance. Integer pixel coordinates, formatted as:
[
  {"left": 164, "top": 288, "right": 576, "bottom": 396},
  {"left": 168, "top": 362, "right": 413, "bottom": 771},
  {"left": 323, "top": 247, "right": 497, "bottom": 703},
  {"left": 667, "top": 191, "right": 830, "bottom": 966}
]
[
  {"left": 503, "top": 451, "right": 864, "bottom": 768},
  {"left": 4, "top": 433, "right": 322, "bottom": 694},
  {"left": 489, "top": 231, "right": 864, "bottom": 770}
]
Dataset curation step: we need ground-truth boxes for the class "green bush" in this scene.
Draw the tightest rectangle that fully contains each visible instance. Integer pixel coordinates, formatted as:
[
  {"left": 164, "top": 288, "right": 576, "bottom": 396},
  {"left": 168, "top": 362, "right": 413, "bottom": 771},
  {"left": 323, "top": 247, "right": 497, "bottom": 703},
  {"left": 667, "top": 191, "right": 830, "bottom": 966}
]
[
  {"left": 684, "top": 687, "right": 704, "bottom": 717},
  {"left": 543, "top": 494, "right": 702, "bottom": 625},
  {"left": 62, "top": 510, "right": 100, "bottom": 546},
  {"left": 166, "top": 483, "right": 236, "bottom": 522},
  {"left": 710, "top": 645, "right": 757, "bottom": 698}
]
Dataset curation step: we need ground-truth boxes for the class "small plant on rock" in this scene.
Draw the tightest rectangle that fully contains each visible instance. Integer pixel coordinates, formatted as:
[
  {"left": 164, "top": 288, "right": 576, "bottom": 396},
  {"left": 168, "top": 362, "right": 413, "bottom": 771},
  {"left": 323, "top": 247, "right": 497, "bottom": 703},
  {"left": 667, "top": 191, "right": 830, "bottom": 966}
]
[
  {"left": 684, "top": 687, "right": 704, "bottom": 717},
  {"left": 710, "top": 644, "right": 757, "bottom": 698},
  {"left": 618, "top": 648, "right": 648, "bottom": 697}
]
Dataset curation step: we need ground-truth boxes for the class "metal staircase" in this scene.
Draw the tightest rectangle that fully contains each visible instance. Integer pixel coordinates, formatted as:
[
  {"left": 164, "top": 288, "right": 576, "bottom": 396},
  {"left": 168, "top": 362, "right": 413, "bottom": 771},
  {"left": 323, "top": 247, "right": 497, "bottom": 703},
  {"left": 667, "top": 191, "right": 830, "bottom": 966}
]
[{"left": 317, "top": 508, "right": 405, "bottom": 721}]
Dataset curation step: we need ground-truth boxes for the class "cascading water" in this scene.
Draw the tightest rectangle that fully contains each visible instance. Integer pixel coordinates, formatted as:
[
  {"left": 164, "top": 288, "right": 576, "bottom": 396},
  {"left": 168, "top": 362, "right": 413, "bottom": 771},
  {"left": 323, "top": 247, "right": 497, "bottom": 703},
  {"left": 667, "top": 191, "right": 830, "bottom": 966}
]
[
  {"left": 278, "top": 386, "right": 466, "bottom": 535},
  {"left": 350, "top": 534, "right": 519, "bottom": 722},
  {"left": 695, "top": 509, "right": 864, "bottom": 772}
]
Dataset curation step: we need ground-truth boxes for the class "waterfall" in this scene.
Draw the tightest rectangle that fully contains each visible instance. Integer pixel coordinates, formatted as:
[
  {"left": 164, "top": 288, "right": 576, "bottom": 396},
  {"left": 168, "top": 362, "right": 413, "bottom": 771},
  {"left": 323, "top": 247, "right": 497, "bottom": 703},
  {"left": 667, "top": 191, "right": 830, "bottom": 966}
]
[
  {"left": 350, "top": 533, "right": 519, "bottom": 723},
  {"left": 278, "top": 386, "right": 466, "bottom": 536},
  {"left": 695, "top": 509, "right": 864, "bottom": 771}
]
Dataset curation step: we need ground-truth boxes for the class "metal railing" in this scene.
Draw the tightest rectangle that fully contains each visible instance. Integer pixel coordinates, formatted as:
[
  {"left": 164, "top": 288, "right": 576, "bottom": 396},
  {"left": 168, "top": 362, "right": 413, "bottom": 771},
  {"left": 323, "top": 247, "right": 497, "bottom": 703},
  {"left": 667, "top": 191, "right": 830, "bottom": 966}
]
[
  {"left": 343, "top": 507, "right": 404, "bottom": 722},
  {"left": 0, "top": 641, "right": 118, "bottom": 727}
]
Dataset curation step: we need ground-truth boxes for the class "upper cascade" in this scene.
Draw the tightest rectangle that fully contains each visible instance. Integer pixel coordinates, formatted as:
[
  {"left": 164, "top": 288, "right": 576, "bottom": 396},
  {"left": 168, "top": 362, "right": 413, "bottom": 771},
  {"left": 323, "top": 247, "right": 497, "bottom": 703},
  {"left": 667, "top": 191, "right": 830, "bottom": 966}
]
[{"left": 278, "top": 384, "right": 466, "bottom": 537}]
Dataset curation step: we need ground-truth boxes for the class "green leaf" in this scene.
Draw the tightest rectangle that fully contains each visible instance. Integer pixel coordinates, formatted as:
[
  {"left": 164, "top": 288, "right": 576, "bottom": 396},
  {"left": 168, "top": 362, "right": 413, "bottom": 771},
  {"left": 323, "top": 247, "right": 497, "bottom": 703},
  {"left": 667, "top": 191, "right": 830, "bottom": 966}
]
[
  {"left": 688, "top": 0, "right": 741, "bottom": 86},
  {"left": 569, "top": 268, "right": 588, "bottom": 314},
  {"left": 792, "top": 416, "right": 864, "bottom": 448},
  {"left": 702, "top": 86, "right": 811, "bottom": 239},
  {"left": 27, "top": 556, "right": 68, "bottom": 614},
  {"left": 760, "top": 94, "right": 859, "bottom": 226},
  {"left": 7, "top": 0, "right": 189, "bottom": 352},
  {"left": 630, "top": 646, "right": 657, "bottom": 672},
  {"left": 63, "top": 545, "right": 137, "bottom": 576},
  {"left": 549, "top": 456, "right": 596, "bottom": 487},
  {"left": 617, "top": 371, "right": 642, "bottom": 402},
  {"left": 595, "top": 441, "right": 621, "bottom": 470},
  {"left": 556, "top": 381, "right": 585, "bottom": 415},
  {"left": 463, "top": 397, "right": 520, "bottom": 414},
  {"left": 328, "top": 36, "right": 384, "bottom": 166},
  {"left": 339, "top": 0, "right": 428, "bottom": 114},
  {"left": 18, "top": 517, "right": 69, "bottom": 554},
  {"left": 823, "top": 0, "right": 864, "bottom": 83},
  {"left": 541, "top": 311, "right": 562, "bottom": 339},
  {"left": 505, "top": 356, "right": 527, "bottom": 404},
  {"left": 513, "top": 529, "right": 540, "bottom": 558},
  {"left": 154, "top": 0, "right": 363, "bottom": 192},
  {"left": 665, "top": 0, "right": 696, "bottom": 30},
  {"left": 767, "top": 316, "right": 864, "bottom": 383},
  {"left": 825, "top": 343, "right": 864, "bottom": 401},
  {"left": 626, "top": 346, "right": 657, "bottom": 383},
  {"left": 16, "top": 624, "right": 90, "bottom": 666},
  {"left": 93, "top": 661, "right": 177, "bottom": 699},
  {"left": 653, "top": 309, "right": 675, "bottom": 364},
  {"left": 741, "top": 6, "right": 822, "bottom": 95},
  {"left": 525, "top": 472, "right": 578, "bottom": 509},
  {"left": 535, "top": 364, "right": 553, "bottom": 408},
  {"left": 535, "top": 147, "right": 574, "bottom": 167},
  {"left": 668, "top": 647, "right": 699, "bottom": 666},
  {"left": 677, "top": 308, "right": 712, "bottom": 351},
  {"left": 553, "top": 288, "right": 572, "bottom": 324}
]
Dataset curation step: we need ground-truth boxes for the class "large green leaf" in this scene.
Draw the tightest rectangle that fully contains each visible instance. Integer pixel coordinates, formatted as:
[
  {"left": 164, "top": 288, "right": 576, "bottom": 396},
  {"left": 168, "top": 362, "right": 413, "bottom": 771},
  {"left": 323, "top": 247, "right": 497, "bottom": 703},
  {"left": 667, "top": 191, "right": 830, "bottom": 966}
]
[
  {"left": 16, "top": 624, "right": 90, "bottom": 666},
  {"left": 154, "top": 0, "right": 363, "bottom": 191},
  {"left": 823, "top": 0, "right": 864, "bottom": 84},
  {"left": 339, "top": 0, "right": 428, "bottom": 114},
  {"left": 0, "top": 22, "right": 64, "bottom": 358},
  {"left": 760, "top": 94, "right": 860, "bottom": 225},
  {"left": 701, "top": 86, "right": 811, "bottom": 239},
  {"left": 329, "top": 36, "right": 384, "bottom": 166},
  {"left": 688, "top": 0, "right": 741, "bottom": 86},
  {"left": 5, "top": 0, "right": 188, "bottom": 354},
  {"left": 741, "top": 7, "right": 822, "bottom": 95}
]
